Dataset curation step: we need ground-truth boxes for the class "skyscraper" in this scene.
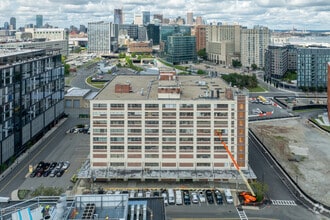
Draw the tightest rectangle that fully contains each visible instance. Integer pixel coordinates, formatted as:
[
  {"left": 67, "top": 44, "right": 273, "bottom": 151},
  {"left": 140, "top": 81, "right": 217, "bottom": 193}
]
[
  {"left": 187, "top": 12, "right": 193, "bottom": 25},
  {"left": 10, "top": 17, "right": 16, "bottom": 30},
  {"left": 36, "top": 15, "right": 43, "bottom": 28},
  {"left": 114, "top": 9, "right": 123, "bottom": 25},
  {"left": 196, "top": 16, "right": 203, "bottom": 25},
  {"left": 142, "top": 11, "right": 150, "bottom": 26},
  {"left": 3, "top": 22, "right": 9, "bottom": 30}
]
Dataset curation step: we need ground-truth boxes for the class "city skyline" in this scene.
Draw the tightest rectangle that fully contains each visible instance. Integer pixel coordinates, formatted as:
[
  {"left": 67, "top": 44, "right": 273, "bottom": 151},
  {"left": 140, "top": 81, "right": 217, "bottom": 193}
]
[{"left": 0, "top": 0, "right": 329, "bottom": 30}]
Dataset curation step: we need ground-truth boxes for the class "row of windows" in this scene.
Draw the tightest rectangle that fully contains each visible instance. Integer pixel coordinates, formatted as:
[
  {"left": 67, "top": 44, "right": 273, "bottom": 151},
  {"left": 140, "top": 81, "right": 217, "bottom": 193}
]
[
  {"left": 93, "top": 137, "right": 231, "bottom": 142},
  {"left": 105, "top": 163, "right": 213, "bottom": 167},
  {"left": 94, "top": 103, "right": 233, "bottom": 109},
  {"left": 96, "top": 120, "right": 231, "bottom": 125},
  {"left": 93, "top": 111, "right": 231, "bottom": 117}
]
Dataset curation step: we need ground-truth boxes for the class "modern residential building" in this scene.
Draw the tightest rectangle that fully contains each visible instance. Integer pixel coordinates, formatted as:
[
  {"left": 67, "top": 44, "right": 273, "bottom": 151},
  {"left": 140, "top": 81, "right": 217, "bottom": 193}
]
[
  {"left": 240, "top": 26, "right": 270, "bottom": 68},
  {"left": 114, "top": 8, "right": 124, "bottom": 25},
  {"left": 206, "top": 24, "right": 241, "bottom": 66},
  {"left": 195, "top": 25, "right": 206, "bottom": 52},
  {"left": 160, "top": 25, "right": 191, "bottom": 43},
  {"left": 10, "top": 17, "right": 16, "bottom": 30},
  {"left": 264, "top": 45, "right": 297, "bottom": 80},
  {"left": 166, "top": 35, "right": 197, "bottom": 64},
  {"left": 297, "top": 47, "right": 330, "bottom": 90},
  {"left": 36, "top": 15, "right": 43, "bottom": 28},
  {"left": 187, "top": 12, "right": 193, "bottom": 25},
  {"left": 142, "top": 11, "right": 151, "bottom": 26},
  {"left": 87, "top": 21, "right": 119, "bottom": 54},
  {"left": 0, "top": 39, "right": 69, "bottom": 56},
  {"left": 0, "top": 49, "right": 64, "bottom": 165},
  {"left": 89, "top": 69, "right": 250, "bottom": 181}
]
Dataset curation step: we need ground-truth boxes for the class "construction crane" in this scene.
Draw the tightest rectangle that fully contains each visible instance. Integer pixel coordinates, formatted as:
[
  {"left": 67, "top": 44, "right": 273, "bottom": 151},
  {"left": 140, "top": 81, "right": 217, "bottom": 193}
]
[{"left": 214, "top": 130, "right": 256, "bottom": 197}]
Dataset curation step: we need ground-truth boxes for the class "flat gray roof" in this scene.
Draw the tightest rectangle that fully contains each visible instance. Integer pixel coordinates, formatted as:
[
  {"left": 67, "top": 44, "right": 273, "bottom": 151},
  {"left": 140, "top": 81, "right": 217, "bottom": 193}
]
[
  {"left": 65, "top": 88, "right": 91, "bottom": 97},
  {"left": 94, "top": 74, "right": 230, "bottom": 101}
]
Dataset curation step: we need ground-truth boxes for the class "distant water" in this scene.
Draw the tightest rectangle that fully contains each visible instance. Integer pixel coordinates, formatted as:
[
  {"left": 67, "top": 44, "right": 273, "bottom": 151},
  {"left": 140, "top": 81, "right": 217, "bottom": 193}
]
[{"left": 288, "top": 36, "right": 330, "bottom": 47}]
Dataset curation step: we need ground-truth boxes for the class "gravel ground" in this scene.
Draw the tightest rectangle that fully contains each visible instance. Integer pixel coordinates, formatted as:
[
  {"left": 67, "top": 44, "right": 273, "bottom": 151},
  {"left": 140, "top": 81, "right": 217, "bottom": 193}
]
[{"left": 250, "top": 118, "right": 330, "bottom": 207}]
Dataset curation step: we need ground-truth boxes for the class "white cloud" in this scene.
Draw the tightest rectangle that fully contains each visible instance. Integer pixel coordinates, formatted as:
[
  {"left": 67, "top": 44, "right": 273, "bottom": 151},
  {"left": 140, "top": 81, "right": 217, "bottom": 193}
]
[{"left": 0, "top": 0, "right": 329, "bottom": 29}]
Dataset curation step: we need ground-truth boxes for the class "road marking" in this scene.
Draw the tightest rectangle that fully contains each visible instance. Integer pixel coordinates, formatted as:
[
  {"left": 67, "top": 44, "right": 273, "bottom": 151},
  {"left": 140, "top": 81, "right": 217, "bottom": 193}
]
[
  {"left": 236, "top": 207, "right": 248, "bottom": 220},
  {"left": 271, "top": 200, "right": 297, "bottom": 206}
]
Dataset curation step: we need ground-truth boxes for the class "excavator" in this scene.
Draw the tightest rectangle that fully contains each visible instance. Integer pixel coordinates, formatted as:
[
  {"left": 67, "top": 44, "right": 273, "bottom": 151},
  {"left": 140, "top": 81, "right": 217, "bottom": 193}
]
[{"left": 214, "top": 130, "right": 257, "bottom": 204}]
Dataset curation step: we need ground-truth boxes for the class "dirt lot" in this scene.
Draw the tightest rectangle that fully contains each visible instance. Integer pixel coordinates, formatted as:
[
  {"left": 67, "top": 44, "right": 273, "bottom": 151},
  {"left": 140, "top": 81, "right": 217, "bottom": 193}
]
[{"left": 250, "top": 118, "right": 330, "bottom": 206}]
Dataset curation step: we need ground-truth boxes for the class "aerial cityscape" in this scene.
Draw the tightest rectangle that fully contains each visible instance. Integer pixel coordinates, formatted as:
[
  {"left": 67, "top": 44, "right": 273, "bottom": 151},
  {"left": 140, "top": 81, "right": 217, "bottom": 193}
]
[{"left": 0, "top": 1, "right": 330, "bottom": 220}]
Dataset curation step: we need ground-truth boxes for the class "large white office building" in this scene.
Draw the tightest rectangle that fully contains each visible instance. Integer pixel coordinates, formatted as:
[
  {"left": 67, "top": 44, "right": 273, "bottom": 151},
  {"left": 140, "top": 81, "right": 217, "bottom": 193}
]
[{"left": 89, "top": 69, "right": 250, "bottom": 181}]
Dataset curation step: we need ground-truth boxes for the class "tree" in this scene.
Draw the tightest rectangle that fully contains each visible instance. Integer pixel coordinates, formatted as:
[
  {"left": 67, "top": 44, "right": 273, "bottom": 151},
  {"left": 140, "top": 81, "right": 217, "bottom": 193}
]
[
  {"left": 251, "top": 180, "right": 269, "bottom": 202},
  {"left": 197, "top": 69, "right": 205, "bottom": 75},
  {"left": 232, "top": 60, "right": 242, "bottom": 68},
  {"left": 251, "top": 64, "right": 258, "bottom": 71},
  {"left": 197, "top": 48, "right": 207, "bottom": 60}
]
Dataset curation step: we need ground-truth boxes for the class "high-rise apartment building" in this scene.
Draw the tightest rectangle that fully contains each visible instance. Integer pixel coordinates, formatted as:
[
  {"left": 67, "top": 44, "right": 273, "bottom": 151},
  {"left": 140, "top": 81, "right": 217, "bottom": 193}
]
[
  {"left": 240, "top": 26, "right": 270, "bottom": 68},
  {"left": 89, "top": 70, "right": 250, "bottom": 180},
  {"left": 187, "top": 12, "right": 193, "bottom": 25},
  {"left": 297, "top": 47, "right": 330, "bottom": 90},
  {"left": 36, "top": 15, "right": 43, "bottom": 28},
  {"left": 10, "top": 17, "right": 16, "bottom": 30},
  {"left": 166, "top": 35, "right": 197, "bottom": 64},
  {"left": 88, "top": 21, "right": 119, "bottom": 54},
  {"left": 142, "top": 11, "right": 150, "bottom": 26},
  {"left": 0, "top": 49, "right": 64, "bottom": 165},
  {"left": 114, "top": 9, "right": 124, "bottom": 25},
  {"left": 195, "top": 25, "right": 206, "bottom": 52},
  {"left": 206, "top": 24, "right": 241, "bottom": 66}
]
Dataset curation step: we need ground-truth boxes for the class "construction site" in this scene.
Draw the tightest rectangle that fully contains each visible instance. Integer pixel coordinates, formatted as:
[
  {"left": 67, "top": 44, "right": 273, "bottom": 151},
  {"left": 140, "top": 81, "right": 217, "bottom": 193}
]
[{"left": 250, "top": 117, "right": 330, "bottom": 207}]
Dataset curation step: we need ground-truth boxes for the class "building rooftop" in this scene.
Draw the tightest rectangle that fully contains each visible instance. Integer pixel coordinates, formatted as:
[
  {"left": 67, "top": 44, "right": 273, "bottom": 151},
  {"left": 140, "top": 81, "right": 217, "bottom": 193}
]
[
  {"left": 94, "top": 74, "right": 231, "bottom": 101},
  {"left": 65, "top": 88, "right": 91, "bottom": 98}
]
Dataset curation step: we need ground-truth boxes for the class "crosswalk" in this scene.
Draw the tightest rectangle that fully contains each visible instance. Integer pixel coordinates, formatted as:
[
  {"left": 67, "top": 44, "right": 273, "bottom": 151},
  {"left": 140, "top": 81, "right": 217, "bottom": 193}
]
[
  {"left": 236, "top": 207, "right": 248, "bottom": 220},
  {"left": 271, "top": 200, "right": 297, "bottom": 206}
]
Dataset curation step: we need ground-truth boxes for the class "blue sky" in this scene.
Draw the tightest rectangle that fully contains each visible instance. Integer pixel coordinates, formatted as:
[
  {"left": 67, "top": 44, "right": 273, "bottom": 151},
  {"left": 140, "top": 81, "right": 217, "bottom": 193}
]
[{"left": 0, "top": 0, "right": 329, "bottom": 30}]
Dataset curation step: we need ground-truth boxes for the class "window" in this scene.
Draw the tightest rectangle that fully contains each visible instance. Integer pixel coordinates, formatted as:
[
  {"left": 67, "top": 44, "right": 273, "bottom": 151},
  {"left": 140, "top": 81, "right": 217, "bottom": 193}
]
[
  {"left": 145, "top": 154, "right": 159, "bottom": 158},
  {"left": 110, "top": 154, "right": 124, "bottom": 158},
  {"left": 110, "top": 137, "right": 124, "bottom": 142},
  {"left": 162, "top": 137, "right": 176, "bottom": 142},
  {"left": 111, "top": 146, "right": 124, "bottom": 150},
  {"left": 214, "top": 104, "right": 228, "bottom": 108},
  {"left": 197, "top": 104, "right": 210, "bottom": 109},
  {"left": 145, "top": 104, "right": 159, "bottom": 109},
  {"left": 93, "top": 103, "right": 107, "bottom": 108},
  {"left": 110, "top": 129, "right": 124, "bottom": 133},
  {"left": 163, "top": 146, "right": 176, "bottom": 151},
  {"left": 197, "top": 154, "right": 210, "bottom": 158},
  {"left": 128, "top": 137, "right": 141, "bottom": 142},
  {"left": 110, "top": 103, "right": 124, "bottom": 108},
  {"left": 197, "top": 163, "right": 210, "bottom": 167},
  {"left": 180, "top": 137, "right": 193, "bottom": 142},
  {"left": 145, "top": 137, "right": 159, "bottom": 142},
  {"left": 180, "top": 146, "right": 193, "bottom": 151},
  {"left": 128, "top": 103, "right": 141, "bottom": 109},
  {"left": 93, "top": 145, "right": 107, "bottom": 149},
  {"left": 110, "top": 162, "right": 124, "bottom": 166},
  {"left": 180, "top": 104, "right": 193, "bottom": 109},
  {"left": 128, "top": 120, "right": 141, "bottom": 126},
  {"left": 93, "top": 137, "right": 107, "bottom": 142},
  {"left": 128, "top": 146, "right": 141, "bottom": 150},
  {"left": 162, "top": 104, "right": 176, "bottom": 109},
  {"left": 145, "top": 163, "right": 159, "bottom": 167}
]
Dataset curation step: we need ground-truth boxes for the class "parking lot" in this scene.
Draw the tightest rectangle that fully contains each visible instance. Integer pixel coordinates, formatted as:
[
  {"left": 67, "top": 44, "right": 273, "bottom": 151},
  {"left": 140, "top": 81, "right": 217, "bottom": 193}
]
[{"left": 19, "top": 123, "right": 90, "bottom": 192}]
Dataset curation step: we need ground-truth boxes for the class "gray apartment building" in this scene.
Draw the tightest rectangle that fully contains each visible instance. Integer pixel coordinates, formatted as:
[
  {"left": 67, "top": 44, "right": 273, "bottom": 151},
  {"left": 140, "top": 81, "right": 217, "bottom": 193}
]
[
  {"left": 0, "top": 49, "right": 64, "bottom": 165},
  {"left": 297, "top": 47, "right": 330, "bottom": 90}
]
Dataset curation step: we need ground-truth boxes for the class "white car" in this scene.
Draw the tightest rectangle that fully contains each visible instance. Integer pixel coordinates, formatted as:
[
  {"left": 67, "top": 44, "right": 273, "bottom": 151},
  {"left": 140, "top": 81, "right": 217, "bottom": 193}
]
[
  {"left": 198, "top": 191, "right": 206, "bottom": 203},
  {"left": 62, "top": 161, "right": 70, "bottom": 170},
  {"left": 191, "top": 192, "right": 199, "bottom": 204},
  {"left": 145, "top": 191, "right": 151, "bottom": 198},
  {"left": 162, "top": 193, "right": 168, "bottom": 205}
]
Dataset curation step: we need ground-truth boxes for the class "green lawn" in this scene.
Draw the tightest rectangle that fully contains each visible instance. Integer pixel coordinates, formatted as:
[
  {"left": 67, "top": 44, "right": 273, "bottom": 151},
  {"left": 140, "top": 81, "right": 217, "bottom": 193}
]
[
  {"left": 86, "top": 76, "right": 106, "bottom": 89},
  {"left": 248, "top": 86, "right": 266, "bottom": 92}
]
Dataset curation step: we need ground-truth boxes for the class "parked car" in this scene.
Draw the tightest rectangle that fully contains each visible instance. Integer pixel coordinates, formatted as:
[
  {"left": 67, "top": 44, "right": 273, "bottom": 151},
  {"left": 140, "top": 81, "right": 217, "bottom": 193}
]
[
  {"left": 198, "top": 190, "right": 206, "bottom": 203},
  {"left": 50, "top": 169, "right": 58, "bottom": 177},
  {"left": 43, "top": 169, "right": 52, "bottom": 177},
  {"left": 30, "top": 170, "right": 38, "bottom": 178},
  {"left": 49, "top": 162, "right": 57, "bottom": 170},
  {"left": 214, "top": 190, "right": 223, "bottom": 204},
  {"left": 153, "top": 191, "right": 160, "bottom": 197},
  {"left": 206, "top": 190, "right": 214, "bottom": 204},
  {"left": 62, "top": 161, "right": 70, "bottom": 170},
  {"left": 56, "top": 162, "right": 63, "bottom": 170},
  {"left": 36, "top": 161, "right": 45, "bottom": 170},
  {"left": 162, "top": 192, "right": 168, "bottom": 206},
  {"left": 191, "top": 192, "right": 199, "bottom": 204},
  {"left": 56, "top": 169, "right": 65, "bottom": 177},
  {"left": 145, "top": 191, "right": 151, "bottom": 198},
  {"left": 36, "top": 168, "right": 44, "bottom": 177},
  {"left": 183, "top": 190, "right": 191, "bottom": 205}
]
